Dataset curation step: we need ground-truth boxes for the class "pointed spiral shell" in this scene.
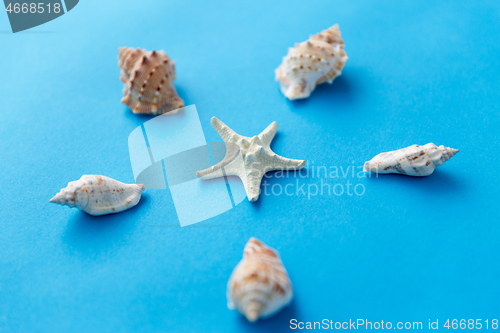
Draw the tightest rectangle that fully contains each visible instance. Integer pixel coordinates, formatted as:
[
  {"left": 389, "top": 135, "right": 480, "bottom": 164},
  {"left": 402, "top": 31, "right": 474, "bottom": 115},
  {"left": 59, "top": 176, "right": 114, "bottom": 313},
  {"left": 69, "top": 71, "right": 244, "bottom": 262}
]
[
  {"left": 50, "top": 175, "right": 145, "bottom": 216},
  {"left": 227, "top": 238, "right": 293, "bottom": 322},
  {"left": 275, "top": 24, "right": 348, "bottom": 100},
  {"left": 118, "top": 47, "right": 184, "bottom": 115},
  {"left": 363, "top": 143, "right": 459, "bottom": 176}
]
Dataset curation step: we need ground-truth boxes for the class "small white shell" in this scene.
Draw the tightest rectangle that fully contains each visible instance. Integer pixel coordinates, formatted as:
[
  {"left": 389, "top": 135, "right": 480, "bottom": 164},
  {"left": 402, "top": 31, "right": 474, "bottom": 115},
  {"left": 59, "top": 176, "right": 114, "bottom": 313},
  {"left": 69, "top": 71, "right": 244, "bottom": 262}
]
[
  {"left": 364, "top": 143, "right": 459, "bottom": 176},
  {"left": 50, "top": 175, "right": 145, "bottom": 216},
  {"left": 227, "top": 238, "right": 293, "bottom": 322},
  {"left": 275, "top": 24, "right": 348, "bottom": 100}
]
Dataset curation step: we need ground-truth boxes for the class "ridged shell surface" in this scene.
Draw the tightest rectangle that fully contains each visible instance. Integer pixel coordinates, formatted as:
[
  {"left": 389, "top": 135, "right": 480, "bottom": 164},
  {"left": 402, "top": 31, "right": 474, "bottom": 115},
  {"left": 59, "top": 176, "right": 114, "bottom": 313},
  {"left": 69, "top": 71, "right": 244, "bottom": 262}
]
[
  {"left": 118, "top": 47, "right": 184, "bottom": 115},
  {"left": 363, "top": 143, "right": 459, "bottom": 176},
  {"left": 227, "top": 238, "right": 293, "bottom": 322},
  {"left": 50, "top": 175, "right": 145, "bottom": 216},
  {"left": 275, "top": 24, "right": 348, "bottom": 100}
]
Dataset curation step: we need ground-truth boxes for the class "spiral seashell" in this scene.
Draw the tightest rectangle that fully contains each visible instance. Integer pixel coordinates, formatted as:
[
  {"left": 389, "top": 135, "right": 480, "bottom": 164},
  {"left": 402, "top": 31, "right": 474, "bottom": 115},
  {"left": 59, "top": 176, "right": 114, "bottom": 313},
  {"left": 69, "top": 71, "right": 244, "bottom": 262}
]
[
  {"left": 227, "top": 238, "right": 293, "bottom": 322},
  {"left": 364, "top": 143, "right": 459, "bottom": 176},
  {"left": 50, "top": 175, "right": 145, "bottom": 216},
  {"left": 275, "top": 24, "right": 348, "bottom": 100},
  {"left": 118, "top": 47, "right": 184, "bottom": 115}
]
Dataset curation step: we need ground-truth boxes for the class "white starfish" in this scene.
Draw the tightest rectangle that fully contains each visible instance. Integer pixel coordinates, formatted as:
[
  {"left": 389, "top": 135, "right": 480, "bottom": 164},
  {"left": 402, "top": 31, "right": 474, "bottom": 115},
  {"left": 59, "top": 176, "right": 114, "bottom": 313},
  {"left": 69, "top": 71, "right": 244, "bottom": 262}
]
[{"left": 197, "top": 117, "right": 306, "bottom": 202}]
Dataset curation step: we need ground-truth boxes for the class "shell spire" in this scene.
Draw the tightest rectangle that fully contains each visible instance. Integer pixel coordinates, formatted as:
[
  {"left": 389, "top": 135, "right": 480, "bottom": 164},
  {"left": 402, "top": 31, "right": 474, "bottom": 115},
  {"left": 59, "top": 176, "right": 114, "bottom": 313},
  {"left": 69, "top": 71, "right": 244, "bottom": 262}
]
[
  {"left": 429, "top": 145, "right": 459, "bottom": 166},
  {"left": 275, "top": 24, "right": 348, "bottom": 100},
  {"left": 227, "top": 238, "right": 293, "bottom": 322},
  {"left": 364, "top": 143, "right": 459, "bottom": 176},
  {"left": 118, "top": 47, "right": 184, "bottom": 115},
  {"left": 50, "top": 175, "right": 145, "bottom": 216}
]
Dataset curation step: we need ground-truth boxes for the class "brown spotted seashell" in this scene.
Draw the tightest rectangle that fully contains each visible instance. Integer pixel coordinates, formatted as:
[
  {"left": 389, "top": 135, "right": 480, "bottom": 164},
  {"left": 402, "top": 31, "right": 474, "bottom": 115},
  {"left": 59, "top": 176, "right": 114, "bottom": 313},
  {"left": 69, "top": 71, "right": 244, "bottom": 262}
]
[
  {"left": 364, "top": 143, "right": 459, "bottom": 176},
  {"left": 227, "top": 238, "right": 293, "bottom": 322},
  {"left": 50, "top": 175, "right": 145, "bottom": 216},
  {"left": 118, "top": 47, "right": 184, "bottom": 115},
  {"left": 275, "top": 24, "right": 348, "bottom": 100}
]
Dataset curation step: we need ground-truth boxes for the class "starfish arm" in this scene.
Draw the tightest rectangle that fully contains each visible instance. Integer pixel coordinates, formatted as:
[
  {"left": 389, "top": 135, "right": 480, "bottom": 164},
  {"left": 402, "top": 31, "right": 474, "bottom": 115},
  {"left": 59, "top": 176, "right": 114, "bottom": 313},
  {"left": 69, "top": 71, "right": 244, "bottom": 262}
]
[
  {"left": 197, "top": 143, "right": 243, "bottom": 179},
  {"left": 196, "top": 165, "right": 225, "bottom": 180},
  {"left": 244, "top": 169, "right": 265, "bottom": 202},
  {"left": 270, "top": 154, "right": 306, "bottom": 171},
  {"left": 257, "top": 121, "right": 278, "bottom": 148},
  {"left": 211, "top": 117, "right": 241, "bottom": 143}
]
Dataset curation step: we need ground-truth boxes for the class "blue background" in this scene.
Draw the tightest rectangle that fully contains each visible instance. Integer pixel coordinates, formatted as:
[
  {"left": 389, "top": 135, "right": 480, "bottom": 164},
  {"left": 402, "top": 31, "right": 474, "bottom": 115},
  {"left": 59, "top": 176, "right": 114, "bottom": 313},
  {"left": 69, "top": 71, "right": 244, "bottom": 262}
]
[{"left": 1, "top": 0, "right": 499, "bottom": 332}]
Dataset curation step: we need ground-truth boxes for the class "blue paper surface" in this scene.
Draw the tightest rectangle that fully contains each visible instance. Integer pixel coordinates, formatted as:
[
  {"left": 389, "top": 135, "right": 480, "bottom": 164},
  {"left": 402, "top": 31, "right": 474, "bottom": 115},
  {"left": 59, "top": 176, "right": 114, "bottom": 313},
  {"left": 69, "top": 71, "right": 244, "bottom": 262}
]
[{"left": 0, "top": 0, "right": 499, "bottom": 332}]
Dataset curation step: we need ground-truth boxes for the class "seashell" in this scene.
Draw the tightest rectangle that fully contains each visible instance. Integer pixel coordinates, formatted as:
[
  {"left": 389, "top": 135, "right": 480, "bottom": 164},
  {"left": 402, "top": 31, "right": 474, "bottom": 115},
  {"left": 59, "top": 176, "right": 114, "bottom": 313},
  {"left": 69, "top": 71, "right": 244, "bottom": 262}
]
[
  {"left": 50, "top": 175, "right": 145, "bottom": 216},
  {"left": 275, "top": 24, "right": 348, "bottom": 100},
  {"left": 118, "top": 47, "right": 184, "bottom": 115},
  {"left": 363, "top": 143, "right": 459, "bottom": 176},
  {"left": 227, "top": 237, "right": 293, "bottom": 322}
]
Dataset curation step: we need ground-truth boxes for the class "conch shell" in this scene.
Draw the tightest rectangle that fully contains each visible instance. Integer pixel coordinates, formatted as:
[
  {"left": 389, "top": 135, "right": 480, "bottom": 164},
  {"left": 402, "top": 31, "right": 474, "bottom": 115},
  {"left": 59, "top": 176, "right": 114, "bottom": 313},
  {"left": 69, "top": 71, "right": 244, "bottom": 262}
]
[
  {"left": 227, "top": 238, "right": 293, "bottom": 322},
  {"left": 118, "top": 47, "right": 184, "bottom": 115},
  {"left": 364, "top": 143, "right": 459, "bottom": 176},
  {"left": 275, "top": 24, "right": 348, "bottom": 100},
  {"left": 50, "top": 175, "right": 145, "bottom": 216}
]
